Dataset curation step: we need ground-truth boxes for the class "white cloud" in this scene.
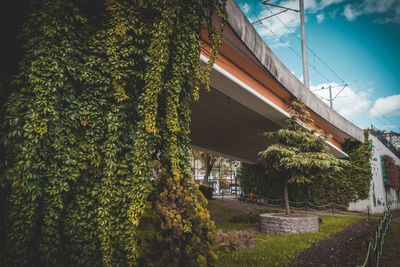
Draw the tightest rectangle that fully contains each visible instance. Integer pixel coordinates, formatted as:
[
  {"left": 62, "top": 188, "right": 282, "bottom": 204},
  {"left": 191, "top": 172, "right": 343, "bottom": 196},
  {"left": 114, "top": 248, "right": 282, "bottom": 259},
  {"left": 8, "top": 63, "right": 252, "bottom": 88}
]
[
  {"left": 310, "top": 82, "right": 372, "bottom": 119},
  {"left": 270, "top": 41, "right": 290, "bottom": 48},
  {"left": 257, "top": 15, "right": 298, "bottom": 38},
  {"left": 305, "top": 0, "right": 318, "bottom": 11},
  {"left": 370, "top": 94, "right": 400, "bottom": 117},
  {"left": 241, "top": 3, "right": 250, "bottom": 14},
  {"left": 316, "top": 13, "right": 325, "bottom": 23},
  {"left": 253, "top": 0, "right": 346, "bottom": 39},
  {"left": 342, "top": 0, "right": 400, "bottom": 23},
  {"left": 305, "top": 0, "right": 344, "bottom": 13},
  {"left": 343, "top": 4, "right": 360, "bottom": 21},
  {"left": 362, "top": 0, "right": 397, "bottom": 14},
  {"left": 290, "top": 70, "right": 303, "bottom": 82},
  {"left": 320, "top": 0, "right": 344, "bottom": 6},
  {"left": 375, "top": 4, "right": 400, "bottom": 23},
  {"left": 329, "top": 8, "right": 339, "bottom": 18}
]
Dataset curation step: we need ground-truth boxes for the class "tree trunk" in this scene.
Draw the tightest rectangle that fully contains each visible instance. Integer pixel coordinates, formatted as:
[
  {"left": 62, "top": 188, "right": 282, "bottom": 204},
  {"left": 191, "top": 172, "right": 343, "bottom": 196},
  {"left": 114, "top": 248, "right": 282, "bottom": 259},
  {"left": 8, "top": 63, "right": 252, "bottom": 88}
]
[
  {"left": 283, "top": 181, "right": 290, "bottom": 215},
  {"left": 202, "top": 158, "right": 216, "bottom": 185}
]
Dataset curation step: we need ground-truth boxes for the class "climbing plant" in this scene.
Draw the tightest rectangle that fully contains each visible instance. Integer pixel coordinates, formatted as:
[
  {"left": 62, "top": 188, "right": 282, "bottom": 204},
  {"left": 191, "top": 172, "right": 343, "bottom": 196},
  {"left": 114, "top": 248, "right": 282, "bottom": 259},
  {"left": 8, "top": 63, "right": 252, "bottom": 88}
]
[
  {"left": 0, "top": 0, "right": 226, "bottom": 266},
  {"left": 341, "top": 132, "right": 373, "bottom": 200},
  {"left": 383, "top": 155, "right": 400, "bottom": 190}
]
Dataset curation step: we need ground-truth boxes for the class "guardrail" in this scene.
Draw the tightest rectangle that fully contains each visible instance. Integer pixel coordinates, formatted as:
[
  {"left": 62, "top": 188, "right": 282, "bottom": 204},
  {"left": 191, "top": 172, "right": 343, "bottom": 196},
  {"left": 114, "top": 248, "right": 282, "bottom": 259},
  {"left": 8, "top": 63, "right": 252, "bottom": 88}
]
[
  {"left": 353, "top": 207, "right": 392, "bottom": 267},
  {"left": 238, "top": 193, "right": 364, "bottom": 216}
]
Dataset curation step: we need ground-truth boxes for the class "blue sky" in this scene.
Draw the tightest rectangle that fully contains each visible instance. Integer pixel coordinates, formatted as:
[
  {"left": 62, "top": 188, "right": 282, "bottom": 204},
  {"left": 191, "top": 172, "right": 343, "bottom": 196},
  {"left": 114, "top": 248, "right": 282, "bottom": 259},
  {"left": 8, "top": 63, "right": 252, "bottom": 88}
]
[{"left": 236, "top": 0, "right": 400, "bottom": 132}]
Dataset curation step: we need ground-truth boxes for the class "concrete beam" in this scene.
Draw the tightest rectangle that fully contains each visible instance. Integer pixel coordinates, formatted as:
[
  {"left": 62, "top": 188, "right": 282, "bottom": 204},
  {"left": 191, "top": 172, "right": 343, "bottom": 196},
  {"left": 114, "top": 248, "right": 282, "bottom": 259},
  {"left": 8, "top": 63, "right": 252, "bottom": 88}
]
[{"left": 191, "top": 57, "right": 349, "bottom": 163}]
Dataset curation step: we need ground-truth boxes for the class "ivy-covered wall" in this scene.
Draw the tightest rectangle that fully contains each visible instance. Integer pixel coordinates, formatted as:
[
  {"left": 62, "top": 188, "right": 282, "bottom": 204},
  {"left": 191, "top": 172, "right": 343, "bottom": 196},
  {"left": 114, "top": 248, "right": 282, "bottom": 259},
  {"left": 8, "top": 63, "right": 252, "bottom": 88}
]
[
  {"left": 0, "top": 0, "right": 226, "bottom": 266},
  {"left": 383, "top": 155, "right": 400, "bottom": 190},
  {"left": 239, "top": 137, "right": 372, "bottom": 207}
]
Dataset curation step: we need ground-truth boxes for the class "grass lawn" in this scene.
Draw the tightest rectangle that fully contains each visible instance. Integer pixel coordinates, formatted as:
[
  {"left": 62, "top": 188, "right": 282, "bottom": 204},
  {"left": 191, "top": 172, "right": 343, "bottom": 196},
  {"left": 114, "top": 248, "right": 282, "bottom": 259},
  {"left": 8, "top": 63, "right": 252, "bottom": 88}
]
[
  {"left": 207, "top": 199, "right": 282, "bottom": 231},
  {"left": 381, "top": 210, "right": 400, "bottom": 267},
  {"left": 207, "top": 199, "right": 364, "bottom": 267}
]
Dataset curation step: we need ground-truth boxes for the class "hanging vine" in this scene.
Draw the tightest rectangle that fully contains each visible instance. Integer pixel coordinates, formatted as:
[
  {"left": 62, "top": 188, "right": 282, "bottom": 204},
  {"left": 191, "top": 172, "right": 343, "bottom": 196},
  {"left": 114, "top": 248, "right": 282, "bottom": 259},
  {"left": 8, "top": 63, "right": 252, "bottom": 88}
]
[
  {"left": 150, "top": 0, "right": 226, "bottom": 264},
  {"left": 1, "top": 1, "right": 88, "bottom": 264},
  {"left": 1, "top": 0, "right": 227, "bottom": 266}
]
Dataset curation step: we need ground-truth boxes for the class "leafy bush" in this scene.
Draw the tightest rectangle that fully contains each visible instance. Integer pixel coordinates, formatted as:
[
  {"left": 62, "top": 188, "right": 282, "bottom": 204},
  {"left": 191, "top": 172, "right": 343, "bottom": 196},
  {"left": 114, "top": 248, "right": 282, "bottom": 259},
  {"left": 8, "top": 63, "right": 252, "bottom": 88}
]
[
  {"left": 238, "top": 137, "right": 372, "bottom": 207},
  {"left": 199, "top": 184, "right": 214, "bottom": 200}
]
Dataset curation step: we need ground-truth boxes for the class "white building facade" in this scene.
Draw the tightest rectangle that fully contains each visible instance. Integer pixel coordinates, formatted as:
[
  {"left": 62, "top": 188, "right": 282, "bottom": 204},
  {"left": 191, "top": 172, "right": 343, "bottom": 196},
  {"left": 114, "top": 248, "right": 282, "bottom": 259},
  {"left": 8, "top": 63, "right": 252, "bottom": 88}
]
[{"left": 349, "top": 134, "right": 400, "bottom": 214}]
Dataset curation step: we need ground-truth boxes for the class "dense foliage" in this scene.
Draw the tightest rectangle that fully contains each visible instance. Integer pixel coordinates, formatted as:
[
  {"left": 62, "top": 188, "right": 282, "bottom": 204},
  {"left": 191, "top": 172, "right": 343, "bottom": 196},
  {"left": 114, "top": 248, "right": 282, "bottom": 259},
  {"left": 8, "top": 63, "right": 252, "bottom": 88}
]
[
  {"left": 239, "top": 131, "right": 373, "bottom": 208},
  {"left": 341, "top": 133, "right": 373, "bottom": 200},
  {"left": 383, "top": 155, "right": 400, "bottom": 190},
  {"left": 199, "top": 184, "right": 214, "bottom": 200},
  {"left": 0, "top": 0, "right": 226, "bottom": 266},
  {"left": 258, "top": 99, "right": 346, "bottom": 214}
]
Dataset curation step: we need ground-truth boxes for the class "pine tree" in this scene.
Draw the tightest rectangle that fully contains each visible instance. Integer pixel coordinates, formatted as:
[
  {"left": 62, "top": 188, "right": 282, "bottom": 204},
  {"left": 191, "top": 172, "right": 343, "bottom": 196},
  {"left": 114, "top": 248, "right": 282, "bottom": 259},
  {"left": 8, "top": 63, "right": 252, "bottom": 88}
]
[{"left": 259, "top": 99, "right": 346, "bottom": 214}]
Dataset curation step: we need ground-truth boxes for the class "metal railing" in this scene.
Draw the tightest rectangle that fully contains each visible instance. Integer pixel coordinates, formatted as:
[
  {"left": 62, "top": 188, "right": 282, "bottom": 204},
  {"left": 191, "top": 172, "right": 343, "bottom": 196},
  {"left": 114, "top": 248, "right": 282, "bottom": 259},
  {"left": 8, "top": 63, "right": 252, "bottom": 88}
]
[
  {"left": 369, "top": 129, "right": 400, "bottom": 159},
  {"left": 353, "top": 207, "right": 392, "bottom": 267},
  {"left": 239, "top": 193, "right": 362, "bottom": 216},
  {"left": 237, "top": 193, "right": 393, "bottom": 266}
]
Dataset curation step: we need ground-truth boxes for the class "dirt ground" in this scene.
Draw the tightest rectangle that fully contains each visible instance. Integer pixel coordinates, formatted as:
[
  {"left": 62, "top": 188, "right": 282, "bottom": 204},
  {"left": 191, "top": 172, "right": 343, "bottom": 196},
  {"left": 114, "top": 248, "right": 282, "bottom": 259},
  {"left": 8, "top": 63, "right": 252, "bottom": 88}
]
[
  {"left": 286, "top": 220, "right": 377, "bottom": 267},
  {"left": 215, "top": 196, "right": 380, "bottom": 267}
]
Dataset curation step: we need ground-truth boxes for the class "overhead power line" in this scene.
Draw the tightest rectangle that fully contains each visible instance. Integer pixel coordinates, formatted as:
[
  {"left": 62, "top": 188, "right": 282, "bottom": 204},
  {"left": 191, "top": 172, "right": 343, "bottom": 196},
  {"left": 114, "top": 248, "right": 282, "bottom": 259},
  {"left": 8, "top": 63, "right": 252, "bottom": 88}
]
[
  {"left": 252, "top": 9, "right": 288, "bottom": 25},
  {"left": 312, "top": 84, "right": 347, "bottom": 108},
  {"left": 246, "top": 1, "right": 332, "bottom": 83},
  {"left": 253, "top": 0, "right": 299, "bottom": 25},
  {"left": 244, "top": 1, "right": 399, "bottom": 132},
  {"left": 260, "top": 2, "right": 399, "bottom": 131},
  {"left": 262, "top": 3, "right": 346, "bottom": 84},
  {"left": 262, "top": 0, "right": 300, "bottom": 12},
  {"left": 245, "top": 2, "right": 301, "bottom": 57}
]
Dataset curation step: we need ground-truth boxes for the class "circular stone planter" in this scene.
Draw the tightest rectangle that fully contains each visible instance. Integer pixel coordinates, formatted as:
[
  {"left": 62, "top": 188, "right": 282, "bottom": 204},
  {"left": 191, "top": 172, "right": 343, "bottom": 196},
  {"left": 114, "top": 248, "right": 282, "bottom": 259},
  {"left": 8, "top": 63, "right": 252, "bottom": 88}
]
[{"left": 260, "top": 213, "right": 318, "bottom": 234}]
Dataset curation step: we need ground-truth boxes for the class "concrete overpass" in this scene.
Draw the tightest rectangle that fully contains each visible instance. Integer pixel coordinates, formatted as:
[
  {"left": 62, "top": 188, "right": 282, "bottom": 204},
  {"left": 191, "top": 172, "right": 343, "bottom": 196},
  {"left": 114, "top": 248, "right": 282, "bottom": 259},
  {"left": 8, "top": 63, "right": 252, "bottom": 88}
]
[{"left": 190, "top": 0, "right": 364, "bottom": 164}]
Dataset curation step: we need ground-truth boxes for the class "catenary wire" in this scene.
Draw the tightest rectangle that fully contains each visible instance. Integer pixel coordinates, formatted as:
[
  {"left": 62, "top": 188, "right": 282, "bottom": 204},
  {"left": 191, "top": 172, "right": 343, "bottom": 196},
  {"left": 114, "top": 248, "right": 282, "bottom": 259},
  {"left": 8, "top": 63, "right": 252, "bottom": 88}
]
[{"left": 245, "top": 1, "right": 399, "bottom": 132}]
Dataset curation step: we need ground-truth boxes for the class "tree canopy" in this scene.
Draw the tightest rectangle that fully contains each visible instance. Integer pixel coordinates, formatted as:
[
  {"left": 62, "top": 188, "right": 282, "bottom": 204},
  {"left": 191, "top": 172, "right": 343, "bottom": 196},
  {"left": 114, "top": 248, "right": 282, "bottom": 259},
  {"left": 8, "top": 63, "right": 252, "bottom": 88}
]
[{"left": 258, "top": 99, "right": 346, "bottom": 214}]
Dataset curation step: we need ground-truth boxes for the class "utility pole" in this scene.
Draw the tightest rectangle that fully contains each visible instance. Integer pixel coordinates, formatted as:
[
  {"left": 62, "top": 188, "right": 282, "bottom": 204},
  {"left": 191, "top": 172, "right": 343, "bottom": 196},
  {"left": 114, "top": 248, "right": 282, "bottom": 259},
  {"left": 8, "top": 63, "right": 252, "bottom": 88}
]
[
  {"left": 261, "top": 0, "right": 309, "bottom": 88},
  {"left": 299, "top": 0, "right": 309, "bottom": 88},
  {"left": 312, "top": 84, "right": 347, "bottom": 109}
]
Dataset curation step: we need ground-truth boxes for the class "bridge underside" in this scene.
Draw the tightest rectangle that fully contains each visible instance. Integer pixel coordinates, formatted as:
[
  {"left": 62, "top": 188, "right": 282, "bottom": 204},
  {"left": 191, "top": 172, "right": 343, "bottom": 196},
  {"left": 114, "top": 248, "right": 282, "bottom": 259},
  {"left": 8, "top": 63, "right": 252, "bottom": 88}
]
[
  {"left": 190, "top": 86, "right": 280, "bottom": 164},
  {"left": 190, "top": 67, "right": 349, "bottom": 164},
  {"left": 189, "top": 0, "right": 360, "bottom": 163}
]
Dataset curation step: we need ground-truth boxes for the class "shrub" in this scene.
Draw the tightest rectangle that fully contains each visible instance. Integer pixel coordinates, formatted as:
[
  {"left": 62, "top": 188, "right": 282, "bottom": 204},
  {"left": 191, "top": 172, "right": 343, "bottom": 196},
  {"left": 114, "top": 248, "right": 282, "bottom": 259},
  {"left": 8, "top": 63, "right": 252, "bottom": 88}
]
[
  {"left": 238, "top": 137, "right": 372, "bottom": 207},
  {"left": 199, "top": 184, "right": 214, "bottom": 200},
  {"left": 215, "top": 230, "right": 257, "bottom": 253}
]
